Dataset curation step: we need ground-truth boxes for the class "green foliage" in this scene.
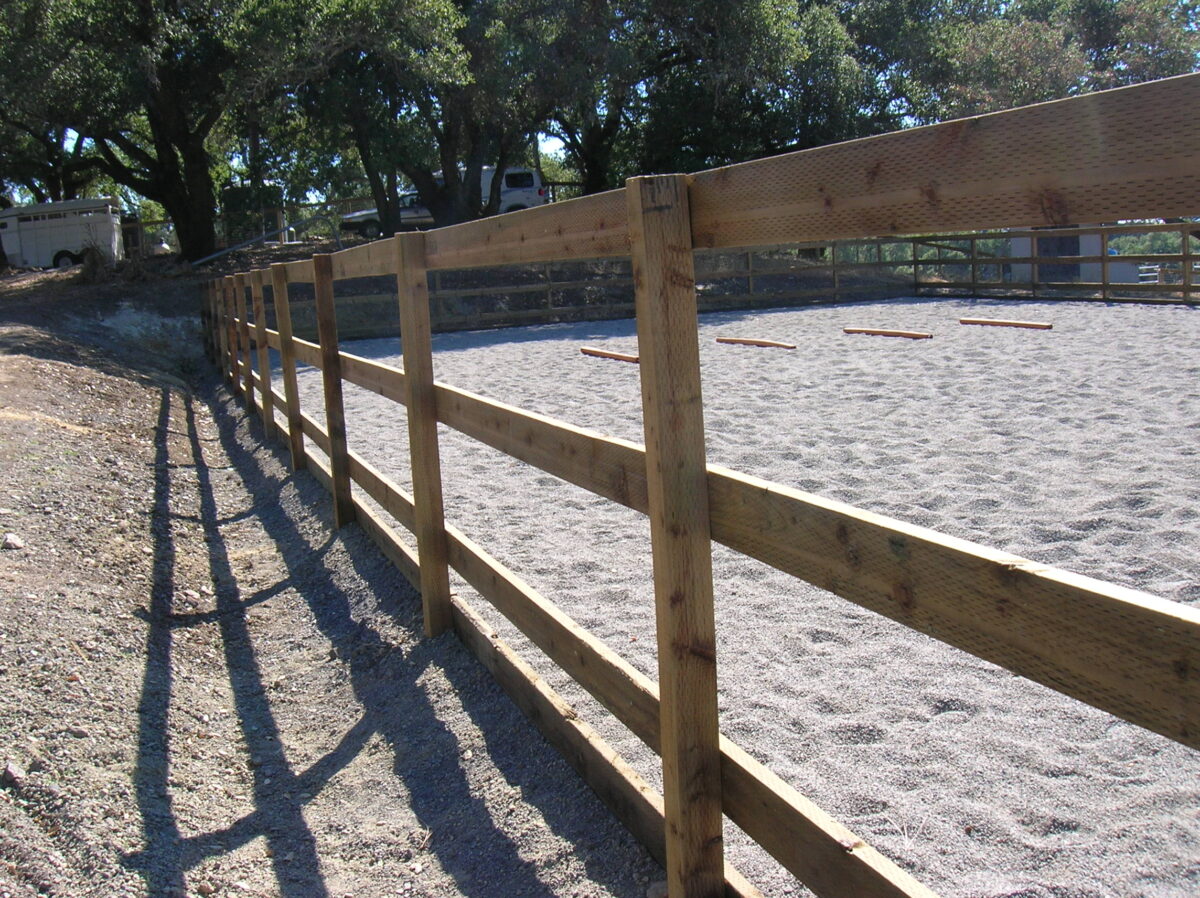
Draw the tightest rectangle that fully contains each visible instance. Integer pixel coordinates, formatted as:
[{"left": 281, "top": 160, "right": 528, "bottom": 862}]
[{"left": 2, "top": 0, "right": 1195, "bottom": 251}]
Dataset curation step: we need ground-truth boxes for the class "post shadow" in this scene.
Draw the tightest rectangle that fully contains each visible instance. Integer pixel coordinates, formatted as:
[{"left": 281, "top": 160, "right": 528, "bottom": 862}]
[
  {"left": 205, "top": 383, "right": 657, "bottom": 895},
  {"left": 124, "top": 387, "right": 329, "bottom": 897}
]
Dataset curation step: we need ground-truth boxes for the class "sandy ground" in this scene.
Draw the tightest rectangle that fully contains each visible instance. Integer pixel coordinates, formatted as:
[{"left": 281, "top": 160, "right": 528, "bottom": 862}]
[{"left": 286, "top": 297, "right": 1200, "bottom": 897}]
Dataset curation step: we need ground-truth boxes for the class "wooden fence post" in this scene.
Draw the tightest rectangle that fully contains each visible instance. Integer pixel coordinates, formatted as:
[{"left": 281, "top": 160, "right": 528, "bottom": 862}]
[
  {"left": 1100, "top": 230, "right": 1110, "bottom": 301},
  {"left": 626, "top": 173, "right": 724, "bottom": 898},
  {"left": 222, "top": 275, "right": 241, "bottom": 392},
  {"left": 250, "top": 269, "right": 276, "bottom": 440},
  {"left": 313, "top": 253, "right": 355, "bottom": 527},
  {"left": 395, "top": 233, "right": 453, "bottom": 637},
  {"left": 1181, "top": 224, "right": 1193, "bottom": 302},
  {"left": 234, "top": 273, "right": 255, "bottom": 402},
  {"left": 270, "top": 263, "right": 307, "bottom": 471}
]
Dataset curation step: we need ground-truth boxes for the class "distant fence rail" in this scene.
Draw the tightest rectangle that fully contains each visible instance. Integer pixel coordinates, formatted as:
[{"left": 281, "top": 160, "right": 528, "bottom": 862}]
[
  {"left": 204, "top": 73, "right": 1200, "bottom": 898},
  {"left": 257, "top": 220, "right": 1195, "bottom": 342}
]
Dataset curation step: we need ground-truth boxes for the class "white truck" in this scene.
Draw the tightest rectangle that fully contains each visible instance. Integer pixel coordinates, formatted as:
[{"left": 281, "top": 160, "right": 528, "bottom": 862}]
[
  {"left": 340, "top": 166, "right": 549, "bottom": 239},
  {"left": 0, "top": 197, "right": 125, "bottom": 268}
]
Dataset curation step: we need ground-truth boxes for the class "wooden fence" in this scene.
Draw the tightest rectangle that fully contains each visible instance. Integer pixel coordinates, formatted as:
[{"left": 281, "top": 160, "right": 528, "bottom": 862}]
[
  {"left": 202, "top": 74, "right": 1200, "bottom": 898},
  {"left": 256, "top": 219, "right": 1195, "bottom": 343}
]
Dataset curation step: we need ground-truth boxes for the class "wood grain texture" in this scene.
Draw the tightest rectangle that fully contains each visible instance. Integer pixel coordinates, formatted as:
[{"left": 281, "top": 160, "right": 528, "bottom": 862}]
[
  {"left": 445, "top": 523, "right": 934, "bottom": 896},
  {"left": 346, "top": 452, "right": 416, "bottom": 533},
  {"left": 843, "top": 328, "right": 933, "bottom": 339},
  {"left": 450, "top": 596, "right": 765, "bottom": 898},
  {"left": 339, "top": 352, "right": 407, "bottom": 405},
  {"left": 331, "top": 237, "right": 397, "bottom": 280},
  {"left": 690, "top": 74, "right": 1200, "bottom": 248},
  {"left": 424, "top": 188, "right": 629, "bottom": 270},
  {"left": 233, "top": 273, "right": 255, "bottom": 400},
  {"left": 299, "top": 410, "right": 331, "bottom": 454},
  {"left": 249, "top": 270, "right": 276, "bottom": 439},
  {"left": 434, "top": 383, "right": 650, "bottom": 511},
  {"left": 212, "top": 281, "right": 230, "bottom": 381},
  {"left": 279, "top": 258, "right": 315, "bottom": 283},
  {"left": 312, "top": 253, "right": 355, "bottom": 527},
  {"left": 715, "top": 337, "right": 797, "bottom": 349},
  {"left": 395, "top": 233, "right": 453, "bottom": 637},
  {"left": 628, "top": 173, "right": 724, "bottom": 897},
  {"left": 270, "top": 264, "right": 307, "bottom": 471},
  {"left": 222, "top": 277, "right": 240, "bottom": 391},
  {"left": 581, "top": 346, "right": 640, "bottom": 363},
  {"left": 434, "top": 381, "right": 1200, "bottom": 749},
  {"left": 705, "top": 466, "right": 1200, "bottom": 749},
  {"left": 959, "top": 318, "right": 1053, "bottom": 329},
  {"left": 291, "top": 337, "right": 322, "bottom": 369}
]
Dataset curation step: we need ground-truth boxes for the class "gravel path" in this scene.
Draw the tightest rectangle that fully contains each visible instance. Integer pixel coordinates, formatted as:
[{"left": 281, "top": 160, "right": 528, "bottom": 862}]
[{"left": 0, "top": 292, "right": 662, "bottom": 897}]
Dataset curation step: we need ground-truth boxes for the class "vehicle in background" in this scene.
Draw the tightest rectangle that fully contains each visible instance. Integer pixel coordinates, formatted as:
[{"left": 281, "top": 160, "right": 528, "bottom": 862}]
[
  {"left": 341, "top": 192, "right": 432, "bottom": 239},
  {"left": 339, "top": 166, "right": 549, "bottom": 239},
  {"left": 0, "top": 197, "right": 125, "bottom": 268}
]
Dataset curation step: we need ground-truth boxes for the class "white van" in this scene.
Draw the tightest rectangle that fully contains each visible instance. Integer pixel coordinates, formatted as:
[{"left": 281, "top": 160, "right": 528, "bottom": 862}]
[
  {"left": 0, "top": 198, "right": 125, "bottom": 268},
  {"left": 340, "top": 166, "right": 549, "bottom": 239}
]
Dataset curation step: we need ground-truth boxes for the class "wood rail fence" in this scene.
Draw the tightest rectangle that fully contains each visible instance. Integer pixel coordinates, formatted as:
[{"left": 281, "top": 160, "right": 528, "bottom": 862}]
[
  {"left": 250, "top": 219, "right": 1195, "bottom": 345},
  {"left": 202, "top": 74, "right": 1200, "bottom": 898}
]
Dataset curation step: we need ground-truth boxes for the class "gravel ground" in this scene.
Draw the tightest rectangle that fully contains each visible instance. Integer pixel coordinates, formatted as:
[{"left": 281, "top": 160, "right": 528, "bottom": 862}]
[
  {"left": 0, "top": 267, "right": 662, "bottom": 898},
  {"left": 288, "top": 296, "right": 1200, "bottom": 898}
]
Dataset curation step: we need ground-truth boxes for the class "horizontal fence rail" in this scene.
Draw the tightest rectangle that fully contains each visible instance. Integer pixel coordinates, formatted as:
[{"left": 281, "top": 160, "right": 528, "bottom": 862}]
[
  {"left": 202, "top": 73, "right": 1200, "bottom": 898},
  {"left": 254, "top": 219, "right": 1194, "bottom": 344}
]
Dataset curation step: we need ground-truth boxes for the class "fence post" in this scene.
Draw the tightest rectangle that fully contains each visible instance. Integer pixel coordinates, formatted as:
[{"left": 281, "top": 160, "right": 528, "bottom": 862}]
[
  {"left": 270, "top": 263, "right": 307, "bottom": 471},
  {"left": 222, "top": 275, "right": 241, "bottom": 392},
  {"left": 312, "top": 253, "right": 356, "bottom": 527},
  {"left": 234, "top": 272, "right": 255, "bottom": 402},
  {"left": 395, "top": 233, "right": 454, "bottom": 637},
  {"left": 1181, "top": 224, "right": 1193, "bottom": 302},
  {"left": 1100, "top": 230, "right": 1110, "bottom": 301},
  {"left": 626, "top": 173, "right": 724, "bottom": 898},
  {"left": 250, "top": 269, "right": 276, "bottom": 441}
]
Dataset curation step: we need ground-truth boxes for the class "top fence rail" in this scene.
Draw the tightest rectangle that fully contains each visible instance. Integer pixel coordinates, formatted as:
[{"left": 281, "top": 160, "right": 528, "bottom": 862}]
[{"left": 289, "top": 73, "right": 1200, "bottom": 279}]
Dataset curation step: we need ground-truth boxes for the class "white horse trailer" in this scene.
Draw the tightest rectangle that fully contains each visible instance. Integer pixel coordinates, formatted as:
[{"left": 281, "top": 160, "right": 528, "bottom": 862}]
[{"left": 0, "top": 198, "right": 125, "bottom": 269}]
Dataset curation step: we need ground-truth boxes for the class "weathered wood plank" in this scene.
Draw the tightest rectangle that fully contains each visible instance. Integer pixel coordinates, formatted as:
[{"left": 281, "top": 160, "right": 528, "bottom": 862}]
[
  {"left": 346, "top": 452, "right": 416, "bottom": 534},
  {"left": 434, "top": 382, "right": 1200, "bottom": 748},
  {"left": 233, "top": 273, "right": 255, "bottom": 400},
  {"left": 396, "top": 233, "right": 453, "bottom": 637},
  {"left": 339, "top": 352, "right": 407, "bottom": 405},
  {"left": 434, "top": 383, "right": 650, "bottom": 517},
  {"left": 690, "top": 74, "right": 1200, "bottom": 248},
  {"left": 424, "top": 189, "right": 629, "bottom": 270},
  {"left": 705, "top": 466, "right": 1200, "bottom": 750},
  {"left": 449, "top": 596, "right": 764, "bottom": 898},
  {"left": 628, "top": 173, "right": 724, "bottom": 897},
  {"left": 312, "top": 253, "right": 355, "bottom": 527},
  {"left": 715, "top": 337, "right": 796, "bottom": 349},
  {"left": 959, "top": 318, "right": 1053, "bottom": 329},
  {"left": 581, "top": 346, "right": 640, "bottom": 364},
  {"left": 331, "top": 238, "right": 395, "bottom": 280},
  {"left": 292, "top": 337, "right": 322, "bottom": 369},
  {"left": 222, "top": 276, "right": 240, "bottom": 391},
  {"left": 445, "top": 524, "right": 935, "bottom": 896},
  {"left": 299, "top": 410, "right": 331, "bottom": 454},
  {"left": 250, "top": 270, "right": 276, "bottom": 439},
  {"left": 279, "top": 258, "right": 315, "bottom": 283},
  {"left": 843, "top": 327, "right": 933, "bottom": 339},
  {"left": 270, "top": 263, "right": 307, "bottom": 471}
]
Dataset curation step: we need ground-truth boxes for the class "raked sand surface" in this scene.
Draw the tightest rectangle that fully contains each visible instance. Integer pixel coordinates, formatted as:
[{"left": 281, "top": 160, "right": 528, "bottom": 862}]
[{"left": 291, "top": 297, "right": 1200, "bottom": 897}]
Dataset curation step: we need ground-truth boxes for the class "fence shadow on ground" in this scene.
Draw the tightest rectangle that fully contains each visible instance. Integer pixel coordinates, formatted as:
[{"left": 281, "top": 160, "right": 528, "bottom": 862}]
[{"left": 124, "top": 376, "right": 657, "bottom": 897}]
